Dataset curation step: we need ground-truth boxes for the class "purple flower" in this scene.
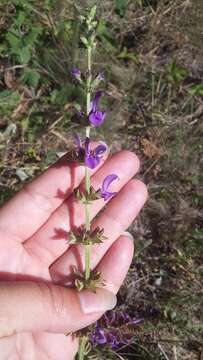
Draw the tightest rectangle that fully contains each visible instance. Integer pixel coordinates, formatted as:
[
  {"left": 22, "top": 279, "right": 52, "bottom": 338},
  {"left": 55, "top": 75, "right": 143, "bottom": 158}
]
[
  {"left": 75, "top": 134, "right": 107, "bottom": 169},
  {"left": 85, "top": 137, "right": 107, "bottom": 169},
  {"left": 97, "top": 72, "right": 104, "bottom": 81},
  {"left": 89, "top": 91, "right": 106, "bottom": 127},
  {"left": 90, "top": 310, "right": 142, "bottom": 350},
  {"left": 71, "top": 68, "right": 82, "bottom": 83},
  {"left": 108, "top": 332, "right": 121, "bottom": 349},
  {"left": 90, "top": 328, "right": 107, "bottom": 346},
  {"left": 101, "top": 174, "right": 119, "bottom": 201},
  {"left": 71, "top": 67, "right": 81, "bottom": 78}
]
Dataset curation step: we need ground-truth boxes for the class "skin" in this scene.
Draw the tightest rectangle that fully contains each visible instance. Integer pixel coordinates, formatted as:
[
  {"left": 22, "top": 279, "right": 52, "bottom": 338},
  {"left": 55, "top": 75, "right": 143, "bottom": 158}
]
[{"left": 0, "top": 149, "right": 147, "bottom": 359}]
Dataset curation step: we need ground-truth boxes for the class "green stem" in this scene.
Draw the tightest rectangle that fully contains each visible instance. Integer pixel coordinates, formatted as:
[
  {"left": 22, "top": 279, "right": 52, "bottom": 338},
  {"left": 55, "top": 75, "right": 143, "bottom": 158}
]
[
  {"left": 151, "top": 71, "right": 155, "bottom": 108},
  {"left": 85, "top": 244, "right": 91, "bottom": 280},
  {"left": 79, "top": 336, "right": 87, "bottom": 360},
  {"left": 84, "top": 45, "right": 92, "bottom": 282},
  {"left": 79, "top": 38, "right": 93, "bottom": 360}
]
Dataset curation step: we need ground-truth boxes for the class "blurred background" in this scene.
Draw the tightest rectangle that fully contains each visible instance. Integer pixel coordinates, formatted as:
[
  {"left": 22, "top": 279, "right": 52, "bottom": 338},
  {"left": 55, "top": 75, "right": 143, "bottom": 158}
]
[{"left": 0, "top": 0, "right": 202, "bottom": 359}]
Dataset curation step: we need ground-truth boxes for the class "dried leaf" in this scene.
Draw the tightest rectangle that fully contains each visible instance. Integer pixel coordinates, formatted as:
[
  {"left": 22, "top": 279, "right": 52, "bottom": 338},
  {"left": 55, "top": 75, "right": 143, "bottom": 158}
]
[
  {"left": 141, "top": 138, "right": 164, "bottom": 159},
  {"left": 11, "top": 99, "right": 29, "bottom": 119},
  {"left": 4, "top": 70, "right": 14, "bottom": 89}
]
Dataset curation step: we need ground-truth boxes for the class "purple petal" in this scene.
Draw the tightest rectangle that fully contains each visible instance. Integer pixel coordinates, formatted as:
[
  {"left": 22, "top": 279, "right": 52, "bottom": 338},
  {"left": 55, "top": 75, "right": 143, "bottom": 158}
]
[
  {"left": 94, "top": 143, "right": 108, "bottom": 157},
  {"left": 102, "top": 191, "right": 118, "bottom": 201},
  {"left": 96, "top": 329, "right": 107, "bottom": 345},
  {"left": 98, "top": 72, "right": 104, "bottom": 81},
  {"left": 91, "top": 328, "right": 107, "bottom": 345},
  {"left": 108, "top": 333, "right": 120, "bottom": 348},
  {"left": 78, "top": 111, "right": 84, "bottom": 117},
  {"left": 85, "top": 154, "right": 100, "bottom": 169},
  {"left": 71, "top": 67, "right": 81, "bottom": 77},
  {"left": 91, "top": 90, "right": 103, "bottom": 112},
  {"left": 120, "top": 312, "right": 131, "bottom": 323},
  {"left": 102, "top": 174, "right": 119, "bottom": 193},
  {"left": 85, "top": 137, "right": 90, "bottom": 155},
  {"left": 89, "top": 111, "right": 106, "bottom": 127},
  {"left": 130, "top": 318, "right": 143, "bottom": 325},
  {"left": 101, "top": 174, "right": 119, "bottom": 201},
  {"left": 103, "top": 313, "right": 110, "bottom": 327}
]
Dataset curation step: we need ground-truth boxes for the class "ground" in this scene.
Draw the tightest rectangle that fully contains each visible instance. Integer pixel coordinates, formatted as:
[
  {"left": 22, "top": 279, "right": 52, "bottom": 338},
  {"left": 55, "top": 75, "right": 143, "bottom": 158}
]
[{"left": 0, "top": 1, "right": 202, "bottom": 359}]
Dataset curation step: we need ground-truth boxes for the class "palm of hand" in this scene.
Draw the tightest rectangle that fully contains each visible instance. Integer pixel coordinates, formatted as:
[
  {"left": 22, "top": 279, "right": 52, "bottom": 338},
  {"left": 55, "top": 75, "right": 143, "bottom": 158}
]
[{"left": 0, "top": 151, "right": 147, "bottom": 359}]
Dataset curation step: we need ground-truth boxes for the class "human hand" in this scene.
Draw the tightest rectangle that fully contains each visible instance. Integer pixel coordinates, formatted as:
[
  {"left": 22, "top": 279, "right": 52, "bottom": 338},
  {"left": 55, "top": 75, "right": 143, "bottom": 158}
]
[{"left": 0, "top": 149, "right": 147, "bottom": 359}]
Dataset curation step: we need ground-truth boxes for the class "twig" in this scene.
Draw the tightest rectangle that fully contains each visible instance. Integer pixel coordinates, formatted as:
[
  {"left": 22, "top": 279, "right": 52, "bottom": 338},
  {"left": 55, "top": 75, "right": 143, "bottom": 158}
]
[
  {"left": 158, "top": 343, "right": 170, "bottom": 360},
  {"left": 178, "top": 103, "right": 203, "bottom": 124},
  {"left": 184, "top": 104, "right": 203, "bottom": 122},
  {"left": 0, "top": 64, "right": 27, "bottom": 73},
  {"left": 173, "top": 345, "right": 177, "bottom": 360},
  {"left": 50, "top": 129, "right": 69, "bottom": 144},
  {"left": 143, "top": 157, "right": 161, "bottom": 177},
  {"left": 48, "top": 115, "right": 64, "bottom": 131}
]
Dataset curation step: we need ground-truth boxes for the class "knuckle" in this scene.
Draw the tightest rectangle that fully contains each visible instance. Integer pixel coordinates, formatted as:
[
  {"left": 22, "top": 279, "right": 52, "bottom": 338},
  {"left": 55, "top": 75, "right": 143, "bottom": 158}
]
[{"left": 36, "top": 283, "right": 66, "bottom": 317}]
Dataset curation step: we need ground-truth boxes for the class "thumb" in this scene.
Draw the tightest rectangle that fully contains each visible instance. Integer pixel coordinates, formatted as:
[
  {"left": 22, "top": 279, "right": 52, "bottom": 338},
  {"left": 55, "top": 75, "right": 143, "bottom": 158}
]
[{"left": 0, "top": 281, "right": 116, "bottom": 337}]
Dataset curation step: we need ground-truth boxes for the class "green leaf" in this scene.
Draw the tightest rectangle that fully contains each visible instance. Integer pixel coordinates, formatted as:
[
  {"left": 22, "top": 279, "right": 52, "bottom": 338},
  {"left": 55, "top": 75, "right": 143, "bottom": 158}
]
[
  {"left": 97, "top": 19, "right": 106, "bottom": 35},
  {"left": 0, "top": 90, "right": 20, "bottom": 106},
  {"left": 24, "top": 26, "right": 43, "bottom": 45},
  {"left": 89, "top": 5, "right": 97, "bottom": 20},
  {"left": 6, "top": 29, "right": 21, "bottom": 52},
  {"left": 21, "top": 69, "right": 41, "bottom": 87},
  {"left": 15, "top": 11, "right": 26, "bottom": 27},
  {"left": 118, "top": 47, "right": 139, "bottom": 63},
  {"left": 167, "top": 59, "right": 188, "bottom": 84},
  {"left": 75, "top": 279, "right": 84, "bottom": 291},
  {"left": 0, "top": 90, "right": 12, "bottom": 102},
  {"left": 187, "top": 83, "right": 203, "bottom": 97},
  {"left": 136, "top": 0, "right": 143, "bottom": 5},
  {"left": 19, "top": 46, "right": 31, "bottom": 64},
  {"left": 115, "top": 0, "right": 128, "bottom": 17},
  {"left": 80, "top": 36, "right": 89, "bottom": 47},
  {"left": 0, "top": 44, "right": 7, "bottom": 55}
]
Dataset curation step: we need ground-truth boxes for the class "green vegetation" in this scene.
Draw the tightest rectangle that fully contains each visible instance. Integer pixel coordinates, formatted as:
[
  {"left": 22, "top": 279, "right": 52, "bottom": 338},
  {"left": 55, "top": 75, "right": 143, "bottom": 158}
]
[{"left": 0, "top": 1, "right": 202, "bottom": 359}]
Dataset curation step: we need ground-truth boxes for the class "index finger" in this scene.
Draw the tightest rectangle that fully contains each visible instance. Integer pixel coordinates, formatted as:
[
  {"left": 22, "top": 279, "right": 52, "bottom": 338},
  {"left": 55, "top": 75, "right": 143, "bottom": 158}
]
[{"left": 0, "top": 148, "right": 107, "bottom": 243}]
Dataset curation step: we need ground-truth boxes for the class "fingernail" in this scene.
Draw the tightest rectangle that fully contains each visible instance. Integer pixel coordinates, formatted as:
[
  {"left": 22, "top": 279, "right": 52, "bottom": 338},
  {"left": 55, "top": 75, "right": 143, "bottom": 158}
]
[
  {"left": 122, "top": 231, "right": 134, "bottom": 241},
  {"left": 78, "top": 288, "right": 117, "bottom": 314}
]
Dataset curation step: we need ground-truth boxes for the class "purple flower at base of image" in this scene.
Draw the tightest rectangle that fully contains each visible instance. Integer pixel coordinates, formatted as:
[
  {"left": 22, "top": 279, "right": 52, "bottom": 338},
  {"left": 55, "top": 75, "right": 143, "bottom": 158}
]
[
  {"left": 90, "top": 310, "right": 142, "bottom": 349},
  {"left": 91, "top": 328, "right": 107, "bottom": 346},
  {"left": 89, "top": 90, "right": 106, "bottom": 127},
  {"left": 101, "top": 174, "right": 119, "bottom": 201}
]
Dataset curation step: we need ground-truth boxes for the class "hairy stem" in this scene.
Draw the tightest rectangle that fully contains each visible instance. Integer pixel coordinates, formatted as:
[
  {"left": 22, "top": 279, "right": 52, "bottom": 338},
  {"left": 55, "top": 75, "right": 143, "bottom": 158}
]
[
  {"left": 84, "top": 45, "right": 92, "bottom": 281},
  {"left": 79, "top": 336, "right": 87, "bottom": 360},
  {"left": 79, "top": 26, "right": 93, "bottom": 360}
]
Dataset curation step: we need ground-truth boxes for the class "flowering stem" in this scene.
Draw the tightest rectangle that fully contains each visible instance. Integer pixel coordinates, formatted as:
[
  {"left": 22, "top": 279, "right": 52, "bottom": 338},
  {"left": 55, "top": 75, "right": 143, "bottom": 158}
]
[
  {"left": 84, "top": 45, "right": 92, "bottom": 281},
  {"left": 79, "top": 45, "right": 92, "bottom": 360},
  {"left": 78, "top": 336, "right": 87, "bottom": 360}
]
